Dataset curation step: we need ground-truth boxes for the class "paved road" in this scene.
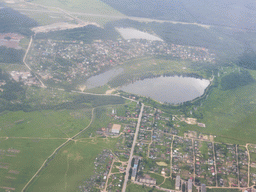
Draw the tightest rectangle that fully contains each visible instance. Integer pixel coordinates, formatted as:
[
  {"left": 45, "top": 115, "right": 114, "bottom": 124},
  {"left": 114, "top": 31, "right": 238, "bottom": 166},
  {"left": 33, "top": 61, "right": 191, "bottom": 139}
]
[
  {"left": 122, "top": 103, "right": 144, "bottom": 192},
  {"left": 23, "top": 36, "right": 47, "bottom": 88}
]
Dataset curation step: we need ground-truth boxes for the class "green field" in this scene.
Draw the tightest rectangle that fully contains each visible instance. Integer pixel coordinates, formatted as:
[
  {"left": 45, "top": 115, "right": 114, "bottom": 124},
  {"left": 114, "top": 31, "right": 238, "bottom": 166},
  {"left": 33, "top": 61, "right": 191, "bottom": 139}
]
[
  {"left": 174, "top": 82, "right": 256, "bottom": 145},
  {"left": 0, "top": 138, "right": 63, "bottom": 191},
  {"left": 0, "top": 63, "right": 28, "bottom": 72},
  {"left": 197, "top": 81, "right": 256, "bottom": 145},
  {"left": 207, "top": 189, "right": 240, "bottom": 192},
  {"left": 26, "top": 139, "right": 117, "bottom": 192},
  {"left": 159, "top": 178, "right": 175, "bottom": 189},
  {"left": 21, "top": 11, "right": 73, "bottom": 26},
  {"left": 0, "top": 109, "right": 92, "bottom": 138},
  {"left": 126, "top": 183, "right": 164, "bottom": 192},
  {"left": 30, "top": 0, "right": 124, "bottom": 16}
]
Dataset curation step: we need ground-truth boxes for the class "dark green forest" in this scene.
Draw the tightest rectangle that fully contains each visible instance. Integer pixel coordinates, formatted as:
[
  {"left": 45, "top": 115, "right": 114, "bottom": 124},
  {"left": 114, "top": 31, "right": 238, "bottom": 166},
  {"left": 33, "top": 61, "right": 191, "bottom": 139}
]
[
  {"left": 0, "top": 46, "right": 24, "bottom": 63},
  {"left": 220, "top": 70, "right": 255, "bottom": 90},
  {"left": 35, "top": 25, "right": 119, "bottom": 43},
  {"left": 0, "top": 7, "right": 37, "bottom": 36},
  {"left": 237, "top": 50, "right": 256, "bottom": 70}
]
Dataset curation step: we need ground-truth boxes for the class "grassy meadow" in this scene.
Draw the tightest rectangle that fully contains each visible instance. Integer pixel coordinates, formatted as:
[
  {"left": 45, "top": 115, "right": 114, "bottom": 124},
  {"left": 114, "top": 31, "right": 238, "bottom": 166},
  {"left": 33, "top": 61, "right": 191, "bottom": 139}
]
[
  {"left": 0, "top": 109, "right": 92, "bottom": 138},
  {"left": 30, "top": 0, "right": 124, "bottom": 16},
  {"left": 26, "top": 139, "right": 117, "bottom": 192},
  {"left": 0, "top": 138, "right": 64, "bottom": 191}
]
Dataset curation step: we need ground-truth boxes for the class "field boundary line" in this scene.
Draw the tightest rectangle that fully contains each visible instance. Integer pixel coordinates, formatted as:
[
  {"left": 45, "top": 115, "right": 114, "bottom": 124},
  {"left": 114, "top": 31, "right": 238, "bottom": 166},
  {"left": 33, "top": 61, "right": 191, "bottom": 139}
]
[{"left": 21, "top": 108, "right": 95, "bottom": 192}]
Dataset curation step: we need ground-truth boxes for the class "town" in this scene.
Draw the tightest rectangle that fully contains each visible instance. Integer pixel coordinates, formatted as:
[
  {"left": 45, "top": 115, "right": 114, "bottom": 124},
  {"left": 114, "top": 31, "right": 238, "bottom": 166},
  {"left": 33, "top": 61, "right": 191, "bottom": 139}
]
[
  {"left": 26, "top": 38, "right": 215, "bottom": 86},
  {"left": 73, "top": 99, "right": 256, "bottom": 192}
]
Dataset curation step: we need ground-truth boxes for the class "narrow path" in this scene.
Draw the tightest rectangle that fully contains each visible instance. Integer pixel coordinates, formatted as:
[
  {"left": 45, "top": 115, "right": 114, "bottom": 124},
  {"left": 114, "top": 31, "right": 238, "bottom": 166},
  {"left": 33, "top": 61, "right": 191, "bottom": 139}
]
[
  {"left": 193, "top": 138, "right": 196, "bottom": 185},
  {"left": 21, "top": 108, "right": 95, "bottom": 192},
  {"left": 147, "top": 130, "right": 153, "bottom": 158},
  {"left": 104, "top": 159, "right": 115, "bottom": 192},
  {"left": 122, "top": 103, "right": 144, "bottom": 192},
  {"left": 246, "top": 144, "right": 250, "bottom": 187},
  {"left": 0, "top": 137, "right": 68, "bottom": 140},
  {"left": 170, "top": 135, "right": 174, "bottom": 178},
  {"left": 236, "top": 144, "right": 240, "bottom": 187},
  {"left": 23, "top": 36, "right": 46, "bottom": 88},
  {"left": 64, "top": 155, "right": 70, "bottom": 191},
  {"left": 213, "top": 142, "right": 218, "bottom": 187}
]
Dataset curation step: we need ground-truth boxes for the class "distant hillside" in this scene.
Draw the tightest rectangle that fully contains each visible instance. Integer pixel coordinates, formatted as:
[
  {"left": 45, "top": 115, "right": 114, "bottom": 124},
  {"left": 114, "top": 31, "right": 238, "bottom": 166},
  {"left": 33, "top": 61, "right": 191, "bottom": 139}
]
[
  {"left": 35, "top": 24, "right": 119, "bottom": 43},
  {"left": 0, "top": 7, "right": 38, "bottom": 36},
  {"left": 101, "top": 0, "right": 256, "bottom": 30}
]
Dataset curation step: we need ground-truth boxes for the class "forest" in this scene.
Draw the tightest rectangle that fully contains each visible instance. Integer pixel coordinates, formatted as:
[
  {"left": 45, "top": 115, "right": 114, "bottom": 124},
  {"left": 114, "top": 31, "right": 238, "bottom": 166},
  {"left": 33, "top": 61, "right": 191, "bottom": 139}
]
[
  {"left": 0, "top": 46, "right": 24, "bottom": 63},
  {"left": 35, "top": 24, "right": 118, "bottom": 43},
  {"left": 220, "top": 70, "right": 255, "bottom": 90},
  {"left": 0, "top": 7, "right": 37, "bottom": 36}
]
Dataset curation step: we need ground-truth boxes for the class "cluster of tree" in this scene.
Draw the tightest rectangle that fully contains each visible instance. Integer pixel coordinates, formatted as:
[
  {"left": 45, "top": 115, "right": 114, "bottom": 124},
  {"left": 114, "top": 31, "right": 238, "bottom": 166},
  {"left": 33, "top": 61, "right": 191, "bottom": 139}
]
[
  {"left": 35, "top": 24, "right": 119, "bottom": 43},
  {"left": 0, "top": 87, "right": 125, "bottom": 112},
  {"left": 0, "top": 46, "right": 24, "bottom": 63},
  {"left": 237, "top": 50, "right": 256, "bottom": 70},
  {"left": 0, "top": 68, "right": 9, "bottom": 81},
  {"left": 101, "top": 0, "right": 196, "bottom": 22},
  {"left": 0, "top": 79, "right": 25, "bottom": 101},
  {"left": 220, "top": 70, "right": 255, "bottom": 90},
  {"left": 103, "top": 0, "right": 256, "bottom": 30},
  {"left": 0, "top": 7, "right": 37, "bottom": 36}
]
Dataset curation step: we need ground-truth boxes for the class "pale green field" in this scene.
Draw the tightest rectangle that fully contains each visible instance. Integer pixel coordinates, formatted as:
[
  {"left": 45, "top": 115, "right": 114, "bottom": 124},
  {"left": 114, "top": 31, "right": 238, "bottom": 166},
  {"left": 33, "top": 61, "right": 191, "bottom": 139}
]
[
  {"left": 0, "top": 138, "right": 64, "bottom": 191},
  {"left": 175, "top": 81, "right": 256, "bottom": 145},
  {"left": 22, "top": 11, "right": 73, "bottom": 26},
  {"left": 0, "top": 109, "right": 92, "bottom": 138},
  {"left": 0, "top": 63, "right": 28, "bottom": 72},
  {"left": 26, "top": 139, "right": 117, "bottom": 192},
  {"left": 30, "top": 0, "right": 124, "bottom": 16}
]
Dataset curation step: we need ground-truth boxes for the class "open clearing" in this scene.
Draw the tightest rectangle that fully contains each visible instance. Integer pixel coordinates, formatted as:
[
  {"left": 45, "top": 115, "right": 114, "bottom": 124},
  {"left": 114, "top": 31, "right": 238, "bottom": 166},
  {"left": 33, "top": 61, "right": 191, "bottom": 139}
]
[
  {"left": 0, "top": 138, "right": 63, "bottom": 191},
  {"left": 26, "top": 139, "right": 118, "bottom": 192},
  {"left": 0, "top": 109, "right": 92, "bottom": 138},
  {"left": 29, "top": 0, "right": 123, "bottom": 17}
]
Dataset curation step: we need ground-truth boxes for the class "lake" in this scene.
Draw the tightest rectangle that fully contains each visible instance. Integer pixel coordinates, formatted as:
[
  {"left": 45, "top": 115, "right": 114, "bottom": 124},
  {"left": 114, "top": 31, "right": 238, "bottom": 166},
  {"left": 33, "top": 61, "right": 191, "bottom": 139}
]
[
  {"left": 120, "top": 76, "right": 210, "bottom": 104},
  {"left": 116, "top": 27, "right": 163, "bottom": 41},
  {"left": 85, "top": 68, "right": 123, "bottom": 89}
]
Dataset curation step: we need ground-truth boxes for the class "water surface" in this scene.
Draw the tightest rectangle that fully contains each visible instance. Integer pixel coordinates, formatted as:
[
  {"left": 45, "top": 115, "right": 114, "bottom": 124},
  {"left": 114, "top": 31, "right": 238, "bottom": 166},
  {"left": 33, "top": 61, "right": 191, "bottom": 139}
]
[
  {"left": 85, "top": 68, "right": 123, "bottom": 89},
  {"left": 120, "top": 76, "right": 210, "bottom": 104}
]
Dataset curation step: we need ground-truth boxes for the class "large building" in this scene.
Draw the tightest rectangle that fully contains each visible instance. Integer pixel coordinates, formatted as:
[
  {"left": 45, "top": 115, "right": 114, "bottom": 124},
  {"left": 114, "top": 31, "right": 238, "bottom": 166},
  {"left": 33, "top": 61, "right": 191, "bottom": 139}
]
[
  {"left": 176, "top": 175, "right": 181, "bottom": 190},
  {"left": 139, "top": 176, "right": 156, "bottom": 185},
  {"left": 111, "top": 124, "right": 121, "bottom": 134},
  {"left": 201, "top": 184, "right": 206, "bottom": 192},
  {"left": 131, "top": 167, "right": 137, "bottom": 181},
  {"left": 188, "top": 179, "right": 192, "bottom": 192}
]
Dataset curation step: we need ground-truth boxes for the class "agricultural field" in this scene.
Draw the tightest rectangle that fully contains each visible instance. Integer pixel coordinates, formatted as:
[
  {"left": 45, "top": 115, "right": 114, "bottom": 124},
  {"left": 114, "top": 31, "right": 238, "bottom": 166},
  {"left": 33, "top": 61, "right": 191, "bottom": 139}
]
[
  {"left": 0, "top": 138, "right": 64, "bottom": 191},
  {"left": 0, "top": 109, "right": 92, "bottom": 138},
  {"left": 26, "top": 139, "right": 117, "bottom": 192},
  {"left": 29, "top": 0, "right": 124, "bottom": 17}
]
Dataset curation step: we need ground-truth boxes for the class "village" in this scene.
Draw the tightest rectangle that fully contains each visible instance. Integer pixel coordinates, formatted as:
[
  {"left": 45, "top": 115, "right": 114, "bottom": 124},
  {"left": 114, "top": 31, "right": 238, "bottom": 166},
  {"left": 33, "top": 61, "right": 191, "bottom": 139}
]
[
  {"left": 26, "top": 38, "right": 216, "bottom": 85},
  {"left": 76, "top": 99, "right": 256, "bottom": 192}
]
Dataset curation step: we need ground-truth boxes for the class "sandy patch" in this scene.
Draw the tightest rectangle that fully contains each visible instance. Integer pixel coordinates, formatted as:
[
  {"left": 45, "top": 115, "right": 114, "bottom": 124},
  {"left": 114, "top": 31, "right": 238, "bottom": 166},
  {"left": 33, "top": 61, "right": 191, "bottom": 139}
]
[
  {"left": 156, "top": 162, "right": 168, "bottom": 166},
  {"left": 106, "top": 88, "right": 116, "bottom": 95}
]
